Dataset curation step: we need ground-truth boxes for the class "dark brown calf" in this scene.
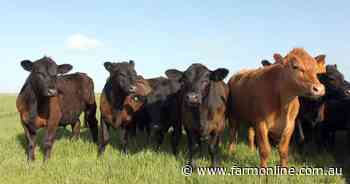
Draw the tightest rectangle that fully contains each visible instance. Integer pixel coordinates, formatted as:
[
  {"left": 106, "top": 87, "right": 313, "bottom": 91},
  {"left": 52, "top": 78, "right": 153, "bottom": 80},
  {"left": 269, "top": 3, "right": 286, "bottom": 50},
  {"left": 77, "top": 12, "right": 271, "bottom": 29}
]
[{"left": 16, "top": 57, "right": 98, "bottom": 161}]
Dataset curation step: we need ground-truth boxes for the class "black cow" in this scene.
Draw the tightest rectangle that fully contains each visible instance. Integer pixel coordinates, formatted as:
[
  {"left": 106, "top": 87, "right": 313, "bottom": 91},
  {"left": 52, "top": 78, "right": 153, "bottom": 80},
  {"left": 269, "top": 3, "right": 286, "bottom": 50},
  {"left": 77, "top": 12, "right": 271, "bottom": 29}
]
[
  {"left": 317, "top": 65, "right": 350, "bottom": 150},
  {"left": 166, "top": 64, "right": 229, "bottom": 167},
  {"left": 133, "top": 76, "right": 182, "bottom": 155},
  {"left": 292, "top": 65, "right": 350, "bottom": 150},
  {"left": 99, "top": 60, "right": 152, "bottom": 155},
  {"left": 16, "top": 56, "right": 98, "bottom": 161}
]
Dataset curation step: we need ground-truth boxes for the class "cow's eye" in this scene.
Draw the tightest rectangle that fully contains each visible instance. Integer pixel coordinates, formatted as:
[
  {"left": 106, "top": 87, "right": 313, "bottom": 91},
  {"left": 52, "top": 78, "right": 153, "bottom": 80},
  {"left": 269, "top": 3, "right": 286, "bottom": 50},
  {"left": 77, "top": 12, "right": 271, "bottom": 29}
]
[
  {"left": 36, "top": 72, "right": 46, "bottom": 78},
  {"left": 119, "top": 73, "right": 127, "bottom": 77},
  {"left": 292, "top": 65, "right": 299, "bottom": 70}
]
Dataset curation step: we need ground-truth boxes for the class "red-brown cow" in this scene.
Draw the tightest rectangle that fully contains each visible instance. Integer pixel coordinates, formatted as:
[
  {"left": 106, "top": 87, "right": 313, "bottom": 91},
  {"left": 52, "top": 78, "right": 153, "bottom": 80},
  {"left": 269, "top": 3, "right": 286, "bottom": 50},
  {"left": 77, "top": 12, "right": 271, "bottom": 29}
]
[
  {"left": 260, "top": 55, "right": 327, "bottom": 150},
  {"left": 227, "top": 48, "right": 325, "bottom": 168}
]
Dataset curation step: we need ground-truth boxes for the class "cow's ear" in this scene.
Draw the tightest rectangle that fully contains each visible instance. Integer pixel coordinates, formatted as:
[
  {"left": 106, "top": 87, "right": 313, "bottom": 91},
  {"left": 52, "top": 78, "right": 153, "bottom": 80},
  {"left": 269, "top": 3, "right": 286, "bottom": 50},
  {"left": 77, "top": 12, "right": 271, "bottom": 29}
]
[
  {"left": 261, "top": 60, "right": 272, "bottom": 67},
  {"left": 315, "top": 54, "right": 326, "bottom": 65},
  {"left": 210, "top": 68, "right": 229, "bottom": 81},
  {"left": 58, "top": 64, "right": 73, "bottom": 74},
  {"left": 315, "top": 55, "right": 326, "bottom": 73},
  {"left": 129, "top": 60, "right": 135, "bottom": 68},
  {"left": 273, "top": 53, "right": 284, "bottom": 64},
  {"left": 21, "top": 60, "right": 33, "bottom": 71},
  {"left": 104, "top": 62, "right": 113, "bottom": 72},
  {"left": 165, "top": 69, "right": 183, "bottom": 81},
  {"left": 136, "top": 75, "right": 144, "bottom": 80}
]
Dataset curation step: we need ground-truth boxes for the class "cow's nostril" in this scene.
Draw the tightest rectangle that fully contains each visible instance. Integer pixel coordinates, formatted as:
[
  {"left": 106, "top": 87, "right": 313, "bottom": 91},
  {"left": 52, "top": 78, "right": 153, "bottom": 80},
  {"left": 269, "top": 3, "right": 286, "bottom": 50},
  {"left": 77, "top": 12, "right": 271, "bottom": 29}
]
[
  {"left": 310, "top": 84, "right": 325, "bottom": 96},
  {"left": 47, "top": 89, "right": 57, "bottom": 96},
  {"left": 129, "top": 85, "right": 137, "bottom": 93},
  {"left": 312, "top": 86, "right": 319, "bottom": 93},
  {"left": 346, "top": 90, "right": 350, "bottom": 95},
  {"left": 186, "top": 93, "right": 201, "bottom": 105}
]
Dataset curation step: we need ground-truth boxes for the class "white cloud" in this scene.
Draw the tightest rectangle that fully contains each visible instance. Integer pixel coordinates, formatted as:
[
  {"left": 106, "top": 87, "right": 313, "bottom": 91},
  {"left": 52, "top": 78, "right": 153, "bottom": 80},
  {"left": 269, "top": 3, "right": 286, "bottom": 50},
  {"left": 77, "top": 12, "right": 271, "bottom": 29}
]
[{"left": 65, "top": 33, "right": 102, "bottom": 51}]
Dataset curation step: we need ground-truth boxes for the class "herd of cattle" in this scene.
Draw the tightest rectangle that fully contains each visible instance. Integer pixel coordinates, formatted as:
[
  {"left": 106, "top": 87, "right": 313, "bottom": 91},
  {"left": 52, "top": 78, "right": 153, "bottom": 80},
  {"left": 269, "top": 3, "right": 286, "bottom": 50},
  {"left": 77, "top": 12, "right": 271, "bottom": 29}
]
[{"left": 15, "top": 48, "right": 350, "bottom": 168}]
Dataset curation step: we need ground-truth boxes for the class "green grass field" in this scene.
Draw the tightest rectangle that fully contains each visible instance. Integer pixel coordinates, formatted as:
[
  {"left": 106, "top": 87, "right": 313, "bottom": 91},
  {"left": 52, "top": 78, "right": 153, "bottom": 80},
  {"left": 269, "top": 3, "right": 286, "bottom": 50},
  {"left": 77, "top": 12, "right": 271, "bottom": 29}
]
[{"left": 0, "top": 94, "right": 348, "bottom": 184}]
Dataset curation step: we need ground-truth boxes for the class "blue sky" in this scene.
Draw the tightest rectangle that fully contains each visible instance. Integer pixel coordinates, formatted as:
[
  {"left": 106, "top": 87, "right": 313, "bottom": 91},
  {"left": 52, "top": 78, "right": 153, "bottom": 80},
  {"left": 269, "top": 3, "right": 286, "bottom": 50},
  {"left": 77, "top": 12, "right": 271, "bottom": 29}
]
[{"left": 1, "top": 0, "right": 349, "bottom": 92}]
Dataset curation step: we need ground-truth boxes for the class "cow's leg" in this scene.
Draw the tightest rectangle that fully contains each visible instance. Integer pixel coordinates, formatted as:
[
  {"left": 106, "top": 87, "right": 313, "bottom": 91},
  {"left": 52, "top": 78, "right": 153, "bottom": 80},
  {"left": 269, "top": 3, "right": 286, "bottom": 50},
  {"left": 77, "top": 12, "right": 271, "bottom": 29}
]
[
  {"left": 145, "top": 123, "right": 151, "bottom": 145},
  {"left": 248, "top": 126, "right": 256, "bottom": 152},
  {"left": 297, "top": 120, "right": 305, "bottom": 143},
  {"left": 295, "top": 119, "right": 306, "bottom": 152},
  {"left": 120, "top": 126, "right": 129, "bottom": 154},
  {"left": 171, "top": 123, "right": 182, "bottom": 156},
  {"left": 228, "top": 117, "right": 239, "bottom": 154},
  {"left": 43, "top": 124, "right": 59, "bottom": 161},
  {"left": 22, "top": 123, "right": 37, "bottom": 161},
  {"left": 154, "top": 130, "right": 165, "bottom": 150},
  {"left": 71, "top": 119, "right": 81, "bottom": 140},
  {"left": 98, "top": 117, "right": 110, "bottom": 156},
  {"left": 256, "top": 121, "right": 271, "bottom": 168},
  {"left": 315, "top": 123, "right": 324, "bottom": 151},
  {"left": 347, "top": 129, "right": 350, "bottom": 151},
  {"left": 329, "top": 131, "right": 336, "bottom": 150},
  {"left": 278, "top": 122, "right": 295, "bottom": 167},
  {"left": 208, "top": 134, "right": 220, "bottom": 167},
  {"left": 85, "top": 103, "right": 98, "bottom": 143},
  {"left": 186, "top": 129, "right": 199, "bottom": 168},
  {"left": 42, "top": 97, "right": 62, "bottom": 161}
]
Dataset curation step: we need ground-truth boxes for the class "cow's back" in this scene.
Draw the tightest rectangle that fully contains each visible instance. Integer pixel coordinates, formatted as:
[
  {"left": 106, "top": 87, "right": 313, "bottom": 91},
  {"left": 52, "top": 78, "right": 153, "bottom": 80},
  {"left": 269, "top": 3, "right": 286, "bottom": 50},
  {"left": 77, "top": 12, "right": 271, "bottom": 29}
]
[
  {"left": 137, "top": 77, "right": 181, "bottom": 127},
  {"left": 57, "top": 73, "right": 96, "bottom": 123},
  {"left": 146, "top": 77, "right": 181, "bottom": 106},
  {"left": 228, "top": 65, "right": 282, "bottom": 123}
]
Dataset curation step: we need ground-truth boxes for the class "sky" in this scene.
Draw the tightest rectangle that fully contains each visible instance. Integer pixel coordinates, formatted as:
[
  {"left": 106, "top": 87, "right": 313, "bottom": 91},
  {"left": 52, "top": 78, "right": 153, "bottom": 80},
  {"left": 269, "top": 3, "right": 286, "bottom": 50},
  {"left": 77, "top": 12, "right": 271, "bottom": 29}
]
[{"left": 1, "top": 0, "right": 349, "bottom": 92}]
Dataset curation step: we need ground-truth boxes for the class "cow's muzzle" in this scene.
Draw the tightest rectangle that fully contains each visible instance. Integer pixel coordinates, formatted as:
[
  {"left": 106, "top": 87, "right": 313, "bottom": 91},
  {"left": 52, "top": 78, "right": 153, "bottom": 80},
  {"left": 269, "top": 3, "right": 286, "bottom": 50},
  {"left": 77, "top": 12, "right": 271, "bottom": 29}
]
[
  {"left": 128, "top": 85, "right": 137, "bottom": 93},
  {"left": 186, "top": 92, "right": 201, "bottom": 106},
  {"left": 47, "top": 89, "right": 58, "bottom": 96},
  {"left": 309, "top": 84, "right": 325, "bottom": 97}
]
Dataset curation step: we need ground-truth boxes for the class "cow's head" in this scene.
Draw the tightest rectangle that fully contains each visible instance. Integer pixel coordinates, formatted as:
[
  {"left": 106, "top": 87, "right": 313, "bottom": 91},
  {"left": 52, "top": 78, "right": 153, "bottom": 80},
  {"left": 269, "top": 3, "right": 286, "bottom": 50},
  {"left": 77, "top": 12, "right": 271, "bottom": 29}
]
[
  {"left": 262, "top": 54, "right": 326, "bottom": 74},
  {"left": 166, "top": 63, "right": 228, "bottom": 107},
  {"left": 274, "top": 48, "right": 325, "bottom": 98},
  {"left": 318, "top": 65, "right": 350, "bottom": 99},
  {"left": 20, "top": 56, "right": 72, "bottom": 97},
  {"left": 104, "top": 60, "right": 138, "bottom": 95}
]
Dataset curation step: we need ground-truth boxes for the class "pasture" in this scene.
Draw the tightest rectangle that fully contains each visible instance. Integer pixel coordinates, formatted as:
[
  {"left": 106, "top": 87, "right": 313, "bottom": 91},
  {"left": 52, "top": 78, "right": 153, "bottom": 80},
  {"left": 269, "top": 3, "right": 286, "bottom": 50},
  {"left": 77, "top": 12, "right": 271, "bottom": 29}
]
[{"left": 0, "top": 94, "right": 348, "bottom": 184}]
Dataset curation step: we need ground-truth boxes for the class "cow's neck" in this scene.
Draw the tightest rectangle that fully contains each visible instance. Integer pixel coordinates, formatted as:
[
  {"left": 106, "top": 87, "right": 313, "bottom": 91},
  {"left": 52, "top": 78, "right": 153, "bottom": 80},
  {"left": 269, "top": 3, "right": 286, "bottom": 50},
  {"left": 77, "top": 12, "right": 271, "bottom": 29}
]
[
  {"left": 206, "top": 81, "right": 225, "bottom": 110},
  {"left": 105, "top": 79, "right": 126, "bottom": 111},
  {"left": 113, "top": 90, "right": 127, "bottom": 110},
  {"left": 20, "top": 80, "right": 55, "bottom": 119},
  {"left": 20, "top": 81, "right": 38, "bottom": 121},
  {"left": 110, "top": 86, "right": 129, "bottom": 127}
]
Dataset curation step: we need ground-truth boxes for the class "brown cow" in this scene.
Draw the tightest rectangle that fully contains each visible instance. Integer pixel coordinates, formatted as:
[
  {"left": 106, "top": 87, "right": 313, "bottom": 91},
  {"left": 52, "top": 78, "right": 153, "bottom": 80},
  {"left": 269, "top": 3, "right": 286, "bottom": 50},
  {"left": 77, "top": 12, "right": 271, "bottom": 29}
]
[
  {"left": 258, "top": 55, "right": 326, "bottom": 150},
  {"left": 227, "top": 48, "right": 325, "bottom": 168},
  {"left": 98, "top": 61, "right": 152, "bottom": 155},
  {"left": 16, "top": 57, "right": 98, "bottom": 161}
]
